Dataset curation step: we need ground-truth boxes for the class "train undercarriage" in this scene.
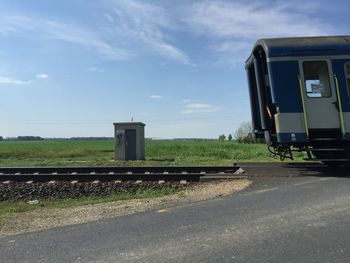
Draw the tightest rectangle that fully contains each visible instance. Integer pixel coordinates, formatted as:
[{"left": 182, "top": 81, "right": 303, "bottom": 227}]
[{"left": 267, "top": 129, "right": 350, "bottom": 166}]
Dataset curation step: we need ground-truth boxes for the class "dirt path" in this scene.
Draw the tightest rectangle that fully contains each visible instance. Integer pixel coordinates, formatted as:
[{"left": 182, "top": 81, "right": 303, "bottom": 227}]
[{"left": 0, "top": 179, "right": 251, "bottom": 238}]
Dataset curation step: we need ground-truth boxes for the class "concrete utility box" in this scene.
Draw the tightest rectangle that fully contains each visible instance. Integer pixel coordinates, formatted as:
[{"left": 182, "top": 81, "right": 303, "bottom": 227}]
[{"left": 113, "top": 122, "right": 145, "bottom": 160}]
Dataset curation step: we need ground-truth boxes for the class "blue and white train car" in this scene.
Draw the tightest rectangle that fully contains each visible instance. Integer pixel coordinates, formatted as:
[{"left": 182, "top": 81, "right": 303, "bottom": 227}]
[{"left": 245, "top": 36, "right": 350, "bottom": 164}]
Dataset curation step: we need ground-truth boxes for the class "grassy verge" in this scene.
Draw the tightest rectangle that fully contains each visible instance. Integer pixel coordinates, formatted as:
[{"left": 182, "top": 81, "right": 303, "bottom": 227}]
[
  {"left": 0, "top": 188, "right": 177, "bottom": 218},
  {"left": 0, "top": 139, "right": 307, "bottom": 167}
]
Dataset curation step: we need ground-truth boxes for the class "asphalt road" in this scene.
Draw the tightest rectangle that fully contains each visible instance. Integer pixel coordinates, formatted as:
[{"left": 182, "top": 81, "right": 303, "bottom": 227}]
[{"left": 1, "top": 164, "right": 350, "bottom": 262}]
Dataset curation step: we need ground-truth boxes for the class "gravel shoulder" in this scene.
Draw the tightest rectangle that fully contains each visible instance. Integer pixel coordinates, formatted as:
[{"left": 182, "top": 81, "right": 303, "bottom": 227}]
[{"left": 0, "top": 179, "right": 251, "bottom": 238}]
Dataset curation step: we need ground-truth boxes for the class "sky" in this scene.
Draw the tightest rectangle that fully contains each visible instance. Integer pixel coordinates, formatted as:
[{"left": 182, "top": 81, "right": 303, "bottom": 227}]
[{"left": 0, "top": 0, "right": 349, "bottom": 138}]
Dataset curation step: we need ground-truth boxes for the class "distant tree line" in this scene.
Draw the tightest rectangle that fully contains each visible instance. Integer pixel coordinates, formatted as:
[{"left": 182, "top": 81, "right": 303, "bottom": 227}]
[
  {"left": 4, "top": 136, "right": 44, "bottom": 141},
  {"left": 0, "top": 136, "right": 115, "bottom": 141},
  {"left": 172, "top": 138, "right": 216, "bottom": 141},
  {"left": 218, "top": 122, "right": 263, "bottom": 144},
  {"left": 18, "top": 136, "right": 44, "bottom": 141},
  {"left": 146, "top": 138, "right": 216, "bottom": 141},
  {"left": 70, "top": 137, "right": 113, "bottom": 140},
  {"left": 234, "top": 122, "right": 254, "bottom": 143}
]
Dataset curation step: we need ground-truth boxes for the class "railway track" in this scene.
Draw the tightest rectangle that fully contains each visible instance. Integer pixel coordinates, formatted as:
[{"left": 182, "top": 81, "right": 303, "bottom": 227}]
[
  {"left": 0, "top": 165, "right": 243, "bottom": 183},
  {"left": 4, "top": 162, "right": 346, "bottom": 201}
]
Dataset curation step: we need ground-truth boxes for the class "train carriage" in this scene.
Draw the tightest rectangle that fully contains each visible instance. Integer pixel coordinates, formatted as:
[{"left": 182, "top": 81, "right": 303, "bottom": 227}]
[{"left": 245, "top": 36, "right": 350, "bottom": 164}]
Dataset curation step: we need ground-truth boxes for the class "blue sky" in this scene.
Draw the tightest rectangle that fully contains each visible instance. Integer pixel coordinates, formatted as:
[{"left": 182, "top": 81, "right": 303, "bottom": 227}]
[{"left": 0, "top": 0, "right": 349, "bottom": 138}]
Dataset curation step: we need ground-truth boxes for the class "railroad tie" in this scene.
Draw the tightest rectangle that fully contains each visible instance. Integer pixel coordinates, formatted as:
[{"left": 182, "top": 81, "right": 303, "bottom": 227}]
[
  {"left": 0, "top": 166, "right": 241, "bottom": 184},
  {"left": 26, "top": 180, "right": 34, "bottom": 184},
  {"left": 180, "top": 180, "right": 187, "bottom": 185},
  {"left": 234, "top": 168, "right": 245, "bottom": 175}
]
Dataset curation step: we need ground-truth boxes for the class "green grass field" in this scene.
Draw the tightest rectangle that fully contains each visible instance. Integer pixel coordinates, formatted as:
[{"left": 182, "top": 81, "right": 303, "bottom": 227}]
[{"left": 0, "top": 139, "right": 306, "bottom": 167}]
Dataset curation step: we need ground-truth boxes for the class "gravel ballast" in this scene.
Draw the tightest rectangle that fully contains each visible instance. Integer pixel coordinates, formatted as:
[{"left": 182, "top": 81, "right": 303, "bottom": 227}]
[{"left": 0, "top": 181, "right": 185, "bottom": 201}]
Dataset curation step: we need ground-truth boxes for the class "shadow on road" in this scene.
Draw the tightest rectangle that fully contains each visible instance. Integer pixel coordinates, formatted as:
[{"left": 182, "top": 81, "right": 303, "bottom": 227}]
[
  {"left": 284, "top": 162, "right": 350, "bottom": 178},
  {"left": 240, "top": 162, "right": 350, "bottom": 178}
]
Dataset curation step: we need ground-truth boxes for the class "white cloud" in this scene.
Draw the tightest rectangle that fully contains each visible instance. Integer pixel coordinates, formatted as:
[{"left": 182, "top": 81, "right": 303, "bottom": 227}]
[
  {"left": 181, "top": 1, "right": 334, "bottom": 65},
  {"left": 150, "top": 42, "right": 190, "bottom": 65},
  {"left": 0, "top": 15, "right": 131, "bottom": 61},
  {"left": 35, "top": 73, "right": 48, "bottom": 79},
  {"left": 113, "top": 0, "right": 177, "bottom": 30},
  {"left": 184, "top": 1, "right": 331, "bottom": 39},
  {"left": 89, "top": 67, "right": 105, "bottom": 73},
  {"left": 111, "top": 0, "right": 190, "bottom": 64},
  {"left": 0, "top": 76, "right": 28, "bottom": 85},
  {"left": 148, "top": 95, "right": 164, "bottom": 100},
  {"left": 181, "top": 103, "right": 219, "bottom": 114},
  {"left": 0, "top": 1, "right": 336, "bottom": 67},
  {"left": 47, "top": 20, "right": 131, "bottom": 60},
  {"left": 105, "top": 13, "right": 114, "bottom": 23},
  {"left": 0, "top": 4, "right": 189, "bottom": 64}
]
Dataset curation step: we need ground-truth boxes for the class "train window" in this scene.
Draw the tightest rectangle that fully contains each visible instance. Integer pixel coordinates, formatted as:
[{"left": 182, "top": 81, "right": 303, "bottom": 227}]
[
  {"left": 345, "top": 63, "right": 350, "bottom": 96},
  {"left": 303, "top": 61, "right": 331, "bottom": 98}
]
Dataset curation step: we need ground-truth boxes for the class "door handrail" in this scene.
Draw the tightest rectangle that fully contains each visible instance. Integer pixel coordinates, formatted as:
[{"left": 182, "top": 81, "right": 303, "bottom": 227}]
[
  {"left": 333, "top": 74, "right": 346, "bottom": 137},
  {"left": 298, "top": 75, "right": 309, "bottom": 138}
]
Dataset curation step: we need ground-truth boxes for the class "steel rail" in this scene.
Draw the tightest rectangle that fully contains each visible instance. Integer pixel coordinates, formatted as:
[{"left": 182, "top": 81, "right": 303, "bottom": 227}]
[{"left": 0, "top": 165, "right": 241, "bottom": 182}]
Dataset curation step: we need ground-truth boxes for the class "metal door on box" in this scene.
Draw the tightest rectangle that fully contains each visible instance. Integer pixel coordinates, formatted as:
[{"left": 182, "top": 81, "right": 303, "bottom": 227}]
[{"left": 125, "top": 129, "right": 137, "bottom": 160}]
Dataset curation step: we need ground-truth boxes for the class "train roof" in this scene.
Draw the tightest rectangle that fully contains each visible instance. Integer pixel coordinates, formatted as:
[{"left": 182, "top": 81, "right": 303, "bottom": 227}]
[{"left": 249, "top": 35, "right": 350, "bottom": 60}]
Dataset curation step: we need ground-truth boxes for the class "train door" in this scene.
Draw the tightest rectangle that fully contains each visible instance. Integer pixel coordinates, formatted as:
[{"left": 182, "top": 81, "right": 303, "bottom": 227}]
[
  {"left": 299, "top": 59, "right": 340, "bottom": 130},
  {"left": 125, "top": 129, "right": 137, "bottom": 160}
]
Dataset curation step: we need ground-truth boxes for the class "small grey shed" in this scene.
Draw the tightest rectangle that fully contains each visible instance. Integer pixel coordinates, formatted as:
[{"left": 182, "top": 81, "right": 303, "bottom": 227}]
[{"left": 113, "top": 122, "right": 145, "bottom": 160}]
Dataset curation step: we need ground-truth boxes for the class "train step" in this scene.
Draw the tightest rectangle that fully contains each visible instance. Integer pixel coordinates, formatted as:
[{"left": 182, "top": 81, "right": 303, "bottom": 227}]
[
  {"left": 311, "top": 148, "right": 345, "bottom": 152},
  {"left": 310, "top": 138, "right": 341, "bottom": 141},
  {"left": 319, "top": 159, "right": 350, "bottom": 162}
]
